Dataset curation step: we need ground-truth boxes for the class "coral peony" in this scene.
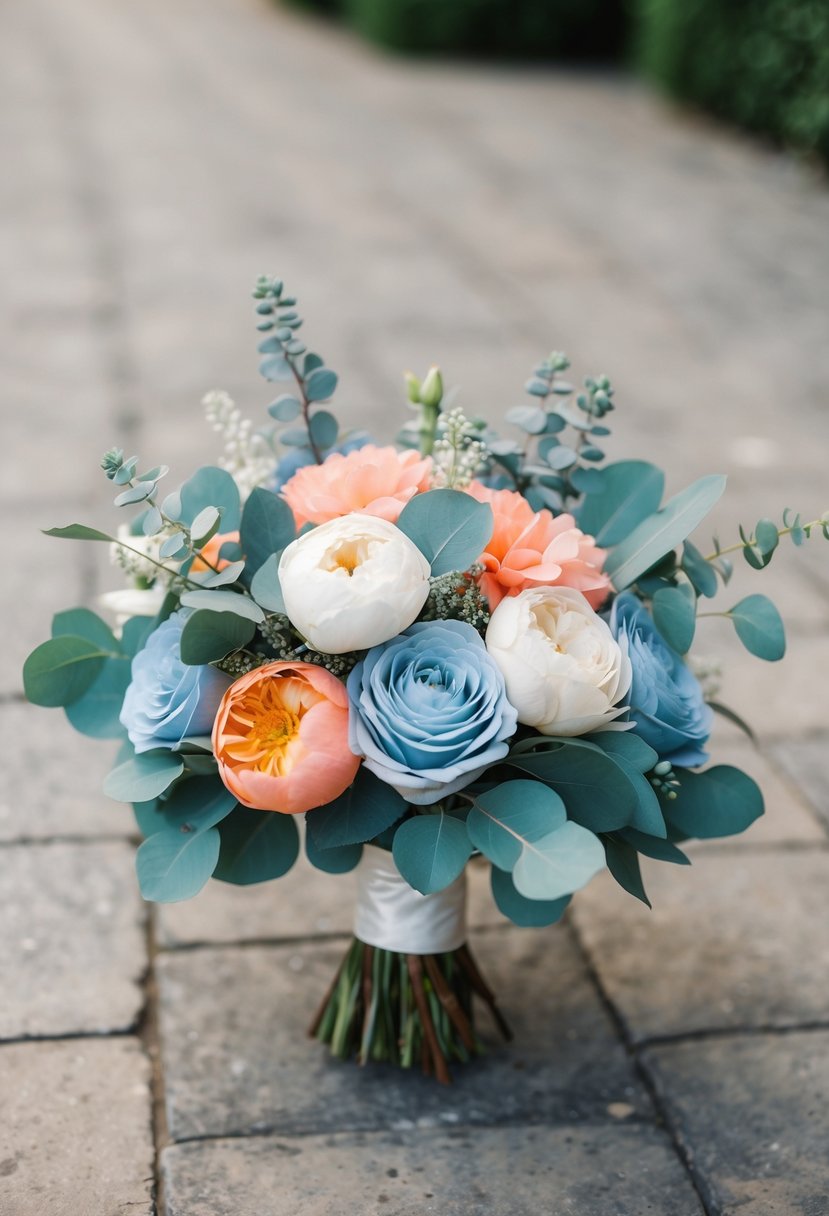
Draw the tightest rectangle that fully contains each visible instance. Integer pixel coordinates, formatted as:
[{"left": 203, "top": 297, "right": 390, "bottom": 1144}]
[
  {"left": 466, "top": 482, "right": 611, "bottom": 611},
  {"left": 281, "top": 444, "right": 432, "bottom": 528},
  {"left": 212, "top": 662, "right": 360, "bottom": 814}
]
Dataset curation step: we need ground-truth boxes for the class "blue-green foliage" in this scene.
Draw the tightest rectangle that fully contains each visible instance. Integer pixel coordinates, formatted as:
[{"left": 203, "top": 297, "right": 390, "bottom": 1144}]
[
  {"left": 392, "top": 811, "right": 473, "bottom": 894},
  {"left": 307, "top": 769, "right": 407, "bottom": 850},
  {"left": 215, "top": 806, "right": 300, "bottom": 884},
  {"left": 396, "top": 489, "right": 493, "bottom": 576},
  {"left": 662, "top": 766, "right": 764, "bottom": 839}
]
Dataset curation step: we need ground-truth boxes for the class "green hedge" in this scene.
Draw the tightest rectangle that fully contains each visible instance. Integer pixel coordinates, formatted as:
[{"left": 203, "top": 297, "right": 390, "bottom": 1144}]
[
  {"left": 637, "top": 0, "right": 829, "bottom": 160},
  {"left": 342, "top": 0, "right": 629, "bottom": 60}
]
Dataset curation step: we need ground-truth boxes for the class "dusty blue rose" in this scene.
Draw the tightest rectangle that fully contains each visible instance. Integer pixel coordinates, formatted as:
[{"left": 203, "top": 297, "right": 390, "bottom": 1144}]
[
  {"left": 120, "top": 613, "right": 232, "bottom": 754},
  {"left": 610, "top": 592, "right": 713, "bottom": 767},
  {"left": 347, "top": 620, "right": 518, "bottom": 805}
]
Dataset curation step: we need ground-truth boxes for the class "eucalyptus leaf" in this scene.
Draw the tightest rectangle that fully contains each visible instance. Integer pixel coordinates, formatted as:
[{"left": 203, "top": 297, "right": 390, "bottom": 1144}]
[
  {"left": 65, "top": 656, "right": 131, "bottom": 739},
  {"left": 505, "top": 405, "right": 547, "bottom": 434},
  {"left": 240, "top": 487, "right": 296, "bottom": 579},
  {"left": 603, "top": 837, "right": 651, "bottom": 907},
  {"left": 507, "top": 740, "right": 638, "bottom": 832},
  {"left": 604, "top": 474, "right": 726, "bottom": 590},
  {"left": 190, "top": 506, "right": 221, "bottom": 547},
  {"left": 616, "top": 828, "right": 691, "bottom": 864},
  {"left": 664, "top": 765, "right": 763, "bottom": 839},
  {"left": 268, "top": 395, "right": 302, "bottom": 422},
  {"left": 306, "top": 770, "right": 406, "bottom": 849},
  {"left": 490, "top": 867, "right": 570, "bottom": 927},
  {"left": 23, "top": 636, "right": 111, "bottom": 707},
  {"left": 103, "top": 752, "right": 184, "bottom": 802},
  {"left": 214, "top": 806, "right": 300, "bottom": 884},
  {"left": 179, "top": 466, "right": 241, "bottom": 531},
  {"left": 250, "top": 553, "right": 286, "bottom": 613},
  {"left": 729, "top": 594, "right": 785, "bottom": 661},
  {"left": 43, "top": 523, "right": 115, "bottom": 543},
  {"left": 652, "top": 584, "right": 696, "bottom": 654},
  {"left": 308, "top": 409, "right": 338, "bottom": 449},
  {"left": 178, "top": 589, "right": 265, "bottom": 624},
  {"left": 304, "top": 367, "right": 338, "bottom": 402},
  {"left": 179, "top": 610, "right": 255, "bottom": 665},
  {"left": 682, "top": 540, "right": 718, "bottom": 598},
  {"left": 392, "top": 811, "right": 472, "bottom": 894},
  {"left": 396, "top": 489, "right": 493, "bottom": 577},
  {"left": 467, "top": 781, "right": 567, "bottom": 871},
  {"left": 512, "top": 821, "right": 605, "bottom": 901},
  {"left": 586, "top": 731, "right": 658, "bottom": 774},
  {"left": 136, "top": 826, "right": 220, "bottom": 902},
  {"left": 305, "top": 833, "right": 363, "bottom": 875}
]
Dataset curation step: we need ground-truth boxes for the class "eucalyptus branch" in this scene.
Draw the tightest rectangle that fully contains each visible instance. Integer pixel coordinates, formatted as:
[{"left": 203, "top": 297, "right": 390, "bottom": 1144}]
[{"left": 704, "top": 516, "right": 827, "bottom": 563}]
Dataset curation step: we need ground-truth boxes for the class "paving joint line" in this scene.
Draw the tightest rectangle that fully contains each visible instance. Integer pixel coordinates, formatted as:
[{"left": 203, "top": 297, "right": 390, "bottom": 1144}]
[
  {"left": 566, "top": 916, "right": 719, "bottom": 1216},
  {"left": 156, "top": 921, "right": 516, "bottom": 955},
  {"left": 637, "top": 1020, "right": 829, "bottom": 1050},
  {"left": 136, "top": 905, "right": 169, "bottom": 1216}
]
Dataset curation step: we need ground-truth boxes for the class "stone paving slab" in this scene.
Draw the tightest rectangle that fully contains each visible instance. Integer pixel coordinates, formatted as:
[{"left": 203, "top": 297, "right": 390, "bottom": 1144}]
[
  {"left": 0, "top": 1036, "right": 154, "bottom": 1216},
  {"left": 156, "top": 855, "right": 503, "bottom": 949},
  {"left": 572, "top": 850, "right": 829, "bottom": 1043},
  {"left": 643, "top": 1031, "right": 829, "bottom": 1215},
  {"left": 0, "top": 700, "right": 130, "bottom": 842},
  {"left": 771, "top": 737, "right": 829, "bottom": 833},
  {"left": 161, "top": 1121, "right": 704, "bottom": 1216},
  {"left": 156, "top": 928, "right": 646, "bottom": 1142},
  {"left": 0, "top": 840, "right": 146, "bottom": 1038}
]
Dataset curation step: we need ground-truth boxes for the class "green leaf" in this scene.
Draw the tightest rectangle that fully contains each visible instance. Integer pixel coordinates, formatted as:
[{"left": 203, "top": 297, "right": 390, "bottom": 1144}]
[
  {"left": 179, "top": 610, "right": 255, "bottom": 664},
  {"left": 664, "top": 766, "right": 764, "bottom": 839},
  {"left": 603, "top": 837, "right": 651, "bottom": 907},
  {"left": 52, "top": 607, "right": 120, "bottom": 652},
  {"left": 43, "top": 523, "right": 115, "bottom": 543},
  {"left": 616, "top": 828, "right": 691, "bottom": 864},
  {"left": 155, "top": 777, "right": 236, "bottom": 833},
  {"left": 490, "top": 867, "right": 570, "bottom": 927},
  {"left": 396, "top": 489, "right": 493, "bottom": 577},
  {"left": 392, "top": 811, "right": 473, "bottom": 894},
  {"left": 65, "top": 657, "right": 131, "bottom": 738},
  {"left": 707, "top": 700, "right": 757, "bottom": 743},
  {"left": 652, "top": 584, "right": 696, "bottom": 654},
  {"left": 268, "top": 395, "right": 302, "bottom": 422},
  {"left": 306, "top": 770, "right": 406, "bottom": 849},
  {"left": 610, "top": 755, "right": 667, "bottom": 838},
  {"left": 467, "top": 781, "right": 566, "bottom": 871},
  {"left": 754, "top": 518, "right": 779, "bottom": 557},
  {"left": 103, "top": 752, "right": 184, "bottom": 802},
  {"left": 136, "top": 827, "right": 220, "bottom": 902},
  {"left": 305, "top": 833, "right": 363, "bottom": 874},
  {"left": 587, "top": 731, "right": 658, "bottom": 773},
  {"left": 214, "top": 807, "right": 300, "bottom": 884},
  {"left": 308, "top": 409, "right": 338, "bottom": 449},
  {"left": 250, "top": 553, "right": 286, "bottom": 613},
  {"left": 178, "top": 467, "right": 241, "bottom": 531},
  {"left": 505, "top": 405, "right": 547, "bottom": 434},
  {"left": 259, "top": 354, "right": 291, "bottom": 382},
  {"left": 512, "top": 820, "right": 605, "bottom": 901},
  {"left": 240, "top": 487, "right": 296, "bottom": 579},
  {"left": 575, "top": 460, "right": 664, "bottom": 546},
  {"left": 507, "top": 740, "right": 638, "bottom": 832},
  {"left": 178, "top": 589, "right": 265, "bottom": 624},
  {"left": 604, "top": 474, "right": 727, "bottom": 591},
  {"left": 728, "top": 594, "right": 785, "bottom": 661},
  {"left": 682, "top": 540, "right": 718, "bottom": 598},
  {"left": 190, "top": 506, "right": 221, "bottom": 547},
  {"left": 23, "top": 636, "right": 110, "bottom": 707},
  {"left": 304, "top": 367, "right": 338, "bottom": 402}
]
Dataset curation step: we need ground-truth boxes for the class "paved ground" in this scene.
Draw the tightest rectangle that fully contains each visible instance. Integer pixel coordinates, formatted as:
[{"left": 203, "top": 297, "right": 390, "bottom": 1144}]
[{"left": 3, "top": 0, "right": 829, "bottom": 1212}]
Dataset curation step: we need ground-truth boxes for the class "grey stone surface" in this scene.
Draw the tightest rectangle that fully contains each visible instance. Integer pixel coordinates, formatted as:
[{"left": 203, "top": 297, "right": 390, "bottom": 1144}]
[
  {"left": 162, "top": 1122, "right": 704, "bottom": 1216},
  {"left": 156, "top": 927, "right": 646, "bottom": 1141},
  {"left": 0, "top": 700, "right": 131, "bottom": 842},
  {"left": 644, "top": 1032, "right": 829, "bottom": 1215},
  {"left": 572, "top": 850, "right": 829, "bottom": 1043},
  {"left": 771, "top": 737, "right": 829, "bottom": 833},
  {"left": 0, "top": 841, "right": 146, "bottom": 1038},
  {"left": 156, "top": 854, "right": 504, "bottom": 948},
  {"left": 0, "top": 1037, "right": 154, "bottom": 1216}
]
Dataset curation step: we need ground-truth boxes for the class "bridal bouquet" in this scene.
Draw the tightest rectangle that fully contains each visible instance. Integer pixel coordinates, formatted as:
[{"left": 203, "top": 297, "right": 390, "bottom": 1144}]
[{"left": 24, "top": 277, "right": 827, "bottom": 1082}]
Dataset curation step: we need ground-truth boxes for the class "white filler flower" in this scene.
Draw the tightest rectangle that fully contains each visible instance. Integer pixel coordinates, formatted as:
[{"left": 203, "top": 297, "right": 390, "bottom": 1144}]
[
  {"left": 486, "top": 585, "right": 631, "bottom": 737},
  {"left": 278, "top": 515, "right": 431, "bottom": 654}
]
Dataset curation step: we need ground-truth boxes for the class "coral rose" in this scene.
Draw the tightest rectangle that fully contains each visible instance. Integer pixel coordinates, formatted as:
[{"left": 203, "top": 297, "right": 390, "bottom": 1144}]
[
  {"left": 212, "top": 661, "right": 359, "bottom": 814},
  {"left": 281, "top": 444, "right": 432, "bottom": 529},
  {"left": 466, "top": 482, "right": 611, "bottom": 611}
]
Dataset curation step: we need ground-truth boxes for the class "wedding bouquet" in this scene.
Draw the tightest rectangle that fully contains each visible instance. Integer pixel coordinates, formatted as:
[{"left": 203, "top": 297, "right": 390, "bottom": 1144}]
[{"left": 24, "top": 276, "right": 827, "bottom": 1083}]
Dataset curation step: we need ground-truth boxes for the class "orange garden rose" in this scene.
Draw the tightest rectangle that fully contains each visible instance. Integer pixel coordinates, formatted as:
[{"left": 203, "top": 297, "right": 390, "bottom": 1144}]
[
  {"left": 191, "top": 530, "right": 240, "bottom": 573},
  {"left": 466, "top": 482, "right": 612, "bottom": 611},
  {"left": 281, "top": 444, "right": 432, "bottom": 529},
  {"left": 212, "top": 661, "right": 360, "bottom": 814}
]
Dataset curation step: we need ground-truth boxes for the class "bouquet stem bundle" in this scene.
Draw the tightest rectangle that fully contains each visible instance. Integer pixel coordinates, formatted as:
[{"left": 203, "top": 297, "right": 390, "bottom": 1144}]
[{"left": 309, "top": 939, "right": 512, "bottom": 1083}]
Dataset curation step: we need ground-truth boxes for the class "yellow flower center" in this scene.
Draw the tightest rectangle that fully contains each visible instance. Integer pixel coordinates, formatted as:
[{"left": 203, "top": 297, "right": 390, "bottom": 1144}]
[
  {"left": 323, "top": 538, "right": 373, "bottom": 578},
  {"left": 221, "top": 676, "right": 323, "bottom": 777}
]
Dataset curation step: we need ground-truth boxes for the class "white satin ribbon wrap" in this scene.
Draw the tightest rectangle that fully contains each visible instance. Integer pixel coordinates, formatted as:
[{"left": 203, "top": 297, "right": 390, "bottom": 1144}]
[{"left": 353, "top": 845, "right": 467, "bottom": 954}]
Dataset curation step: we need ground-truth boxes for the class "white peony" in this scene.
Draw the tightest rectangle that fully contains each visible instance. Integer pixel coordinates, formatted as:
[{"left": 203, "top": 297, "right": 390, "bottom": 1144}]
[
  {"left": 278, "top": 515, "right": 431, "bottom": 654},
  {"left": 485, "top": 586, "right": 631, "bottom": 737},
  {"left": 98, "top": 586, "right": 167, "bottom": 632}
]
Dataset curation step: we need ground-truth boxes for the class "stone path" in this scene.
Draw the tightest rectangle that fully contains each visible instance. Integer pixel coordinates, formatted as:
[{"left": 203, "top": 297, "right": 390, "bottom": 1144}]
[{"left": 2, "top": 0, "right": 829, "bottom": 1211}]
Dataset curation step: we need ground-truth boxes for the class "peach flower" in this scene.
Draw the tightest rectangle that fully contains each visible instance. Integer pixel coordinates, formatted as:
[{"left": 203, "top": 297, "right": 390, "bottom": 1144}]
[
  {"left": 212, "top": 661, "right": 359, "bottom": 814},
  {"left": 466, "top": 482, "right": 611, "bottom": 611},
  {"left": 191, "top": 531, "right": 240, "bottom": 573},
  {"left": 281, "top": 445, "right": 432, "bottom": 529}
]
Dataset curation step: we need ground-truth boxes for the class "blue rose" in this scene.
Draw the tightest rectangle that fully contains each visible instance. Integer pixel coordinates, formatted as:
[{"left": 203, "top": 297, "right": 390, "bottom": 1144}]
[
  {"left": 610, "top": 592, "right": 713, "bottom": 767},
  {"left": 120, "top": 613, "right": 232, "bottom": 754},
  {"left": 347, "top": 620, "right": 518, "bottom": 805}
]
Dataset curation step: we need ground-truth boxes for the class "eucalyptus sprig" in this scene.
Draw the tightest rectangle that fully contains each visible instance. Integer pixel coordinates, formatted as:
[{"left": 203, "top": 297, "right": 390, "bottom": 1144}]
[
  {"left": 253, "top": 275, "right": 340, "bottom": 465},
  {"left": 705, "top": 508, "right": 829, "bottom": 571}
]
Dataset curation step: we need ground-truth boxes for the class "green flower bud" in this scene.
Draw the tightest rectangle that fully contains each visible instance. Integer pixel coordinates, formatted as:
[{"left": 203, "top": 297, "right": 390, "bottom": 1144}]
[
  {"left": 404, "top": 371, "right": 421, "bottom": 404},
  {"left": 420, "top": 366, "right": 444, "bottom": 410}
]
